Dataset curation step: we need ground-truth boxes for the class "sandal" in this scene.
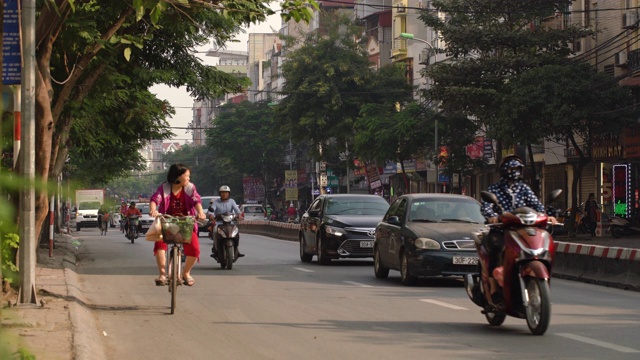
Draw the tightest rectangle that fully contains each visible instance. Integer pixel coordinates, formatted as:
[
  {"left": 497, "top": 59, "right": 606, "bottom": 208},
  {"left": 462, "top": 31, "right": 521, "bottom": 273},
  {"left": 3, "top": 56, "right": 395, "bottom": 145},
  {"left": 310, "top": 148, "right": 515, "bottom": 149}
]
[
  {"left": 183, "top": 275, "right": 195, "bottom": 286},
  {"left": 155, "top": 276, "right": 167, "bottom": 286}
]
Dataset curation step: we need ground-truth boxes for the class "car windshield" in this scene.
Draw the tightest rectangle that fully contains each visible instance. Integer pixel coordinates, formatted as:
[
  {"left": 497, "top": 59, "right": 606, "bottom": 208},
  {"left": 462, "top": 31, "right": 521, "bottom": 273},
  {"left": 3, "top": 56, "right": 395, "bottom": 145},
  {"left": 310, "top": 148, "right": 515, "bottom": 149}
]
[
  {"left": 138, "top": 205, "right": 149, "bottom": 214},
  {"left": 244, "top": 207, "right": 263, "bottom": 213},
  {"left": 325, "top": 197, "right": 389, "bottom": 215},
  {"left": 409, "top": 198, "right": 484, "bottom": 224}
]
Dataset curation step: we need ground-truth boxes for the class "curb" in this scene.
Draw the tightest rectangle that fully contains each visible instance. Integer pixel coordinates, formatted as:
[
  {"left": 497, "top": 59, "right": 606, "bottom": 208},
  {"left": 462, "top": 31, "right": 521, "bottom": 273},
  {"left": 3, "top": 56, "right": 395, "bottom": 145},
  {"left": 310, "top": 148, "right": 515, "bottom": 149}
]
[
  {"left": 57, "top": 234, "right": 108, "bottom": 360},
  {"left": 553, "top": 241, "right": 640, "bottom": 291}
]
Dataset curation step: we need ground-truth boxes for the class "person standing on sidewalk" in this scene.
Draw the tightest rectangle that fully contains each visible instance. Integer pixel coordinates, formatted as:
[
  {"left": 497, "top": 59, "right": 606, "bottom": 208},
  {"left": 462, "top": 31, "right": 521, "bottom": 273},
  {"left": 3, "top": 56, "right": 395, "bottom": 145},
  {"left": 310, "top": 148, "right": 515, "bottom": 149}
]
[{"left": 584, "top": 193, "right": 599, "bottom": 237}]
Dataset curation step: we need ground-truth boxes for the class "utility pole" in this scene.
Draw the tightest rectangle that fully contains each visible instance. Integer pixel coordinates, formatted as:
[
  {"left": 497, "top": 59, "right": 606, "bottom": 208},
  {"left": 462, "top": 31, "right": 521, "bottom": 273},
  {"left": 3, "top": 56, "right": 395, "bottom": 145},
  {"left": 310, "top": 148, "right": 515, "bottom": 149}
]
[{"left": 18, "top": 0, "right": 38, "bottom": 305}]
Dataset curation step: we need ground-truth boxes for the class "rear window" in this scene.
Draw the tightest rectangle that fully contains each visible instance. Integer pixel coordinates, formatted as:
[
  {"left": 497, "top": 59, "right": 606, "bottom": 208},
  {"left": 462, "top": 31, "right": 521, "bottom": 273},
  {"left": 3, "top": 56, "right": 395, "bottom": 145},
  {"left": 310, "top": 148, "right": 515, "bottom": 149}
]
[
  {"left": 325, "top": 196, "right": 389, "bottom": 216},
  {"left": 243, "top": 206, "right": 264, "bottom": 213}
]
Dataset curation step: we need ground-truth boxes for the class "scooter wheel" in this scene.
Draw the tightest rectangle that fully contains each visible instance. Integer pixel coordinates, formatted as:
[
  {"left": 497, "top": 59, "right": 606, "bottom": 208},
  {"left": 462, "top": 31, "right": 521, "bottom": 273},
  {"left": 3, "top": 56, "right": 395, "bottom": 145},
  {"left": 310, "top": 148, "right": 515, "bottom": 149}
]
[{"left": 611, "top": 227, "right": 624, "bottom": 238}]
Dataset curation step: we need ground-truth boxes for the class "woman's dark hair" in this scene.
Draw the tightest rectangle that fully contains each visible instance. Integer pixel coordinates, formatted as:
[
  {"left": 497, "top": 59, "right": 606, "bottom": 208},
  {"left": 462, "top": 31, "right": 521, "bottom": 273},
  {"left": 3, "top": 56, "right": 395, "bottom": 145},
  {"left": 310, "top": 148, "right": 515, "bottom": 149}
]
[
  {"left": 167, "top": 163, "right": 189, "bottom": 184},
  {"left": 588, "top": 193, "right": 595, "bottom": 198}
]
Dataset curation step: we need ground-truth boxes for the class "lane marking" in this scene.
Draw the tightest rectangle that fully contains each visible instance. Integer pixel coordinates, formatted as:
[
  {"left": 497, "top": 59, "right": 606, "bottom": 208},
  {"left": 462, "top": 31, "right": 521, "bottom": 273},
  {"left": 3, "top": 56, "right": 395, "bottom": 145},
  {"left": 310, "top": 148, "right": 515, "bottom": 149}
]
[
  {"left": 419, "top": 299, "right": 468, "bottom": 310},
  {"left": 294, "top": 267, "right": 314, "bottom": 273},
  {"left": 343, "top": 281, "right": 374, "bottom": 288},
  {"left": 556, "top": 333, "right": 640, "bottom": 353}
]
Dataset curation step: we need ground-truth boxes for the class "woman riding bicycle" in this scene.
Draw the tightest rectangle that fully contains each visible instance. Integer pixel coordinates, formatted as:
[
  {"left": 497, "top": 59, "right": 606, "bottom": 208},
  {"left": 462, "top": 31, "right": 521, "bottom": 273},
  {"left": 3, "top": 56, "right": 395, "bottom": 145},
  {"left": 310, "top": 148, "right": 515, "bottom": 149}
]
[{"left": 149, "top": 163, "right": 206, "bottom": 286}]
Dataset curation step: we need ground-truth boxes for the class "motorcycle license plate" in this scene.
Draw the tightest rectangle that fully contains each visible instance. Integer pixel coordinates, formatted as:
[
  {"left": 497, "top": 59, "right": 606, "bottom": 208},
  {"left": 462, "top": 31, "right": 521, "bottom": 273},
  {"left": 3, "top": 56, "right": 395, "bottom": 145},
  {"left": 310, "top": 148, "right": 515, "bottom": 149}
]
[
  {"left": 453, "top": 256, "right": 479, "bottom": 265},
  {"left": 360, "top": 241, "right": 374, "bottom": 248}
]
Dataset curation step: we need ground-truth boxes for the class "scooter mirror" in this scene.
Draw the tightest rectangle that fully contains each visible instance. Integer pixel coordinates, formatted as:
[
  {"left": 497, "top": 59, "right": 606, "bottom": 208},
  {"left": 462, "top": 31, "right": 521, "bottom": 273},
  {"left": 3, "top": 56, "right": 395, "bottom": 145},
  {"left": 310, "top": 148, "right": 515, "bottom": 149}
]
[
  {"left": 547, "top": 189, "right": 563, "bottom": 204},
  {"left": 480, "top": 191, "right": 499, "bottom": 205}
]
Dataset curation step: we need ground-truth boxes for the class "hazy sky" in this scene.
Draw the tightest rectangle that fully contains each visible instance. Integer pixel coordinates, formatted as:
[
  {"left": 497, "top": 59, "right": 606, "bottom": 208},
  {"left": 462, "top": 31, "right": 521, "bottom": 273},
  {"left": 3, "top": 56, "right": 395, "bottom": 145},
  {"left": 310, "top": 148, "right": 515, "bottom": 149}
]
[{"left": 150, "top": 11, "right": 282, "bottom": 144}]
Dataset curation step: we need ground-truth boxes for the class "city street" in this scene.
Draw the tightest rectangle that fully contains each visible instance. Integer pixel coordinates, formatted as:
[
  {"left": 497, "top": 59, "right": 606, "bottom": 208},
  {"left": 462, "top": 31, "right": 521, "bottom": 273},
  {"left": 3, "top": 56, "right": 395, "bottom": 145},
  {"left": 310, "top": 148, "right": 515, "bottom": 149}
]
[{"left": 67, "top": 228, "right": 640, "bottom": 359}]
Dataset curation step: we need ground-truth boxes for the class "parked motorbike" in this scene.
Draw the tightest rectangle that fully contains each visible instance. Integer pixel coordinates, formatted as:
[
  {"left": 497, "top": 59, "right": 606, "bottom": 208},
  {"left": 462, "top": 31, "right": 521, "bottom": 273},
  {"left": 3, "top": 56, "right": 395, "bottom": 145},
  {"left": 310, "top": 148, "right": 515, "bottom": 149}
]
[
  {"left": 464, "top": 189, "right": 562, "bottom": 336},
  {"left": 609, "top": 208, "right": 640, "bottom": 238},
  {"left": 545, "top": 205, "right": 565, "bottom": 236},
  {"left": 212, "top": 212, "right": 240, "bottom": 270},
  {"left": 126, "top": 215, "right": 140, "bottom": 243}
]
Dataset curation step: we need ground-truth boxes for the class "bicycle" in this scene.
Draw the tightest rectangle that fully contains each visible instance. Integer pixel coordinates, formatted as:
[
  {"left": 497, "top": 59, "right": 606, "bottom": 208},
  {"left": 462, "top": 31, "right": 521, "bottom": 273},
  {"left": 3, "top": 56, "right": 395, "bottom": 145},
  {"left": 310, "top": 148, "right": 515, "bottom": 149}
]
[{"left": 159, "top": 215, "right": 195, "bottom": 314}]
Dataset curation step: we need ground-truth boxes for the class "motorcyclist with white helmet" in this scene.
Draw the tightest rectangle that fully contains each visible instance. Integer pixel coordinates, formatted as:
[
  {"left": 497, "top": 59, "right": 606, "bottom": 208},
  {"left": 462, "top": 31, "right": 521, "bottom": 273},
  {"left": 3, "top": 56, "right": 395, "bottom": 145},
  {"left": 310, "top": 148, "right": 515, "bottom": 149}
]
[{"left": 209, "top": 185, "right": 245, "bottom": 258}]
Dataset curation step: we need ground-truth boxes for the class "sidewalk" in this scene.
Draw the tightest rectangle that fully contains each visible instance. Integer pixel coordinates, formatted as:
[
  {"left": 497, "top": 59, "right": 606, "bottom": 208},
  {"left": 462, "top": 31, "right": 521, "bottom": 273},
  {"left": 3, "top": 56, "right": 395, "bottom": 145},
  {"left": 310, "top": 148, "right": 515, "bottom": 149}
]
[
  {"left": 1, "top": 233, "right": 105, "bottom": 360},
  {"left": 555, "top": 232, "right": 640, "bottom": 249}
]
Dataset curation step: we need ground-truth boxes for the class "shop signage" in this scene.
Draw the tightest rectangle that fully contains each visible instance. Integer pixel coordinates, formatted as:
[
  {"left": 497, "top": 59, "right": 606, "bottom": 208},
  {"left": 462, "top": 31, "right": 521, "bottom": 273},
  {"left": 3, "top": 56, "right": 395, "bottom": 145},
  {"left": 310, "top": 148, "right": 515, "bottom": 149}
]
[
  {"left": 623, "top": 128, "right": 640, "bottom": 159},
  {"left": 593, "top": 145, "right": 623, "bottom": 160}
]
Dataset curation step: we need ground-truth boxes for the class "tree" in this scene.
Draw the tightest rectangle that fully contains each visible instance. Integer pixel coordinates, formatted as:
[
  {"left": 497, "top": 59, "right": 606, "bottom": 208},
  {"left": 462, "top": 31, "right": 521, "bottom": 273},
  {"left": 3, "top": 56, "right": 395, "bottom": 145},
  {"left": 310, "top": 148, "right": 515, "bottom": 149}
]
[
  {"left": 419, "top": 0, "right": 593, "bottom": 193},
  {"left": 205, "top": 100, "right": 289, "bottom": 200},
  {"left": 274, "top": 10, "right": 372, "bottom": 159},
  {"left": 30, "top": 0, "right": 318, "bottom": 242},
  {"left": 503, "top": 62, "right": 635, "bottom": 231}
]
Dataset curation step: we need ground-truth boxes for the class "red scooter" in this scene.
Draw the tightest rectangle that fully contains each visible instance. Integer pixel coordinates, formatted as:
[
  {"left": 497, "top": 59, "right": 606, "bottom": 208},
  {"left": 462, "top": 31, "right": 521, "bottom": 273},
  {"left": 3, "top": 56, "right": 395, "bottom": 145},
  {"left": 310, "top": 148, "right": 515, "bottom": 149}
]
[{"left": 464, "top": 189, "right": 562, "bottom": 335}]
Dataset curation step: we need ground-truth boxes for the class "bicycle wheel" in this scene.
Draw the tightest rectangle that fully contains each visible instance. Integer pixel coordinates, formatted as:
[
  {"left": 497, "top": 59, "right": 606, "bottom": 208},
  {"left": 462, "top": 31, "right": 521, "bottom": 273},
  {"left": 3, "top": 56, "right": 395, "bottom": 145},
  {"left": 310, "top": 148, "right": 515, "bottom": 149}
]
[{"left": 170, "top": 246, "right": 180, "bottom": 314}]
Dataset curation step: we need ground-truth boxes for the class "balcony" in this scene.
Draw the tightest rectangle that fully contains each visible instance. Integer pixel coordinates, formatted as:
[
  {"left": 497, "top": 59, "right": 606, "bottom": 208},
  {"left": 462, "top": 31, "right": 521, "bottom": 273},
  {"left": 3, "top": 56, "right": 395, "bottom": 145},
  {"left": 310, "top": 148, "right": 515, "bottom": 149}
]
[{"left": 391, "top": 39, "right": 407, "bottom": 59}]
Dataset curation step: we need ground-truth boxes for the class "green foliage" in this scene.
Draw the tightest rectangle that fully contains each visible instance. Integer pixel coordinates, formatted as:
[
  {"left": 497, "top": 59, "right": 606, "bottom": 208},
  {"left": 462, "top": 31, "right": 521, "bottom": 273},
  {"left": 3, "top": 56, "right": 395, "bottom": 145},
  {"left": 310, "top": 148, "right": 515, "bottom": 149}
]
[
  {"left": 420, "top": 0, "right": 594, "bottom": 141},
  {"left": 274, "top": 10, "right": 373, "bottom": 156},
  {"left": 206, "top": 101, "right": 289, "bottom": 179},
  {"left": 106, "top": 173, "right": 164, "bottom": 201},
  {"left": 1, "top": 233, "right": 19, "bottom": 284}
]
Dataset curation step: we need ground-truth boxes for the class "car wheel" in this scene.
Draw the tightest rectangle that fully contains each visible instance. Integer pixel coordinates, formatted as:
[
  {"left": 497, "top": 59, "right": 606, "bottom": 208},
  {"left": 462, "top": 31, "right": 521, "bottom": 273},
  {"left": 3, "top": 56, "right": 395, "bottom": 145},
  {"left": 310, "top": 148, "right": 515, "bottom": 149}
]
[
  {"left": 300, "top": 233, "right": 313, "bottom": 263},
  {"left": 400, "top": 250, "right": 416, "bottom": 286},
  {"left": 317, "top": 233, "right": 331, "bottom": 265},
  {"left": 373, "top": 246, "right": 389, "bottom": 279},
  {"left": 76, "top": 223, "right": 81, "bottom": 232}
]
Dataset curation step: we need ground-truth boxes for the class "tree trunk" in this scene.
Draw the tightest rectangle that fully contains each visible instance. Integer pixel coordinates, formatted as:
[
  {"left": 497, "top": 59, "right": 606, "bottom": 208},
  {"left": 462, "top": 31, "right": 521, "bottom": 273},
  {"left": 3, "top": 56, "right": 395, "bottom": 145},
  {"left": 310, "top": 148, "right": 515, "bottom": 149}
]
[{"left": 527, "top": 143, "right": 540, "bottom": 196}]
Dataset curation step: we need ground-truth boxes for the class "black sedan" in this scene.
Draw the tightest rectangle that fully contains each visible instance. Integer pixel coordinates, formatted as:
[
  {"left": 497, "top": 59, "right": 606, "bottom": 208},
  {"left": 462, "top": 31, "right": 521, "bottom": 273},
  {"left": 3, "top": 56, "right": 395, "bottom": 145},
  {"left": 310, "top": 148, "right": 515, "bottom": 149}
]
[
  {"left": 299, "top": 194, "right": 390, "bottom": 264},
  {"left": 374, "top": 194, "right": 486, "bottom": 285}
]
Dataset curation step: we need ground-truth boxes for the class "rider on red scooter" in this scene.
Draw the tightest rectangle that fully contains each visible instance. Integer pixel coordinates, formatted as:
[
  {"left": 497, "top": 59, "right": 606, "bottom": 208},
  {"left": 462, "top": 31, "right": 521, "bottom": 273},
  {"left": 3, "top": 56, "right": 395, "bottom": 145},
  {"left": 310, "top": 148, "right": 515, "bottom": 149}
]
[{"left": 480, "top": 155, "right": 557, "bottom": 304}]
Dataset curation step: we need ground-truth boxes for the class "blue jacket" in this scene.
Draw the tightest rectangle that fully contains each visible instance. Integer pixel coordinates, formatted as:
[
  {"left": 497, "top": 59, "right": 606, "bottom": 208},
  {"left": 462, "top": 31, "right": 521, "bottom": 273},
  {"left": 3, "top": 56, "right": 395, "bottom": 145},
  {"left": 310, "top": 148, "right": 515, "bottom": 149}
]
[{"left": 481, "top": 179, "right": 544, "bottom": 219}]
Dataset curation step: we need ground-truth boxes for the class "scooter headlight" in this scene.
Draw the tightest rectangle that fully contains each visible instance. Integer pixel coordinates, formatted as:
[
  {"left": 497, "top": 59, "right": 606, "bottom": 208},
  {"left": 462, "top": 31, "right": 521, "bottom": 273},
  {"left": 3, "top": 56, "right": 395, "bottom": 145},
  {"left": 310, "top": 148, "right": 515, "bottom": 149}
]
[
  {"left": 231, "top": 227, "right": 239, "bottom": 237},
  {"left": 217, "top": 227, "right": 226, "bottom": 236},
  {"left": 222, "top": 214, "right": 234, "bottom": 222}
]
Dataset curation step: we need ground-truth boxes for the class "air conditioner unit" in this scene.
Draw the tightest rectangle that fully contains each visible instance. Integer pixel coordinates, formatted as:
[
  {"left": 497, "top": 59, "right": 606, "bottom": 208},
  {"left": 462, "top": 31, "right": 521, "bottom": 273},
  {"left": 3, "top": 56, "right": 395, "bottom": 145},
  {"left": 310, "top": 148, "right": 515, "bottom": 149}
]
[
  {"left": 396, "top": 5, "right": 406, "bottom": 13},
  {"left": 624, "top": 10, "right": 638, "bottom": 27},
  {"left": 615, "top": 50, "right": 628, "bottom": 66}
]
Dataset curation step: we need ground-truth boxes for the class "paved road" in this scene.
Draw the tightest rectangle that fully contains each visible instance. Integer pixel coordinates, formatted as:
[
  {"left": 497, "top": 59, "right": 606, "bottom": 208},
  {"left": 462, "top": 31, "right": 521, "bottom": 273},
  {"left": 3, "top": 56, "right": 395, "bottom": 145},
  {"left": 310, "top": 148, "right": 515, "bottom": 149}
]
[{"left": 64, "top": 228, "right": 640, "bottom": 360}]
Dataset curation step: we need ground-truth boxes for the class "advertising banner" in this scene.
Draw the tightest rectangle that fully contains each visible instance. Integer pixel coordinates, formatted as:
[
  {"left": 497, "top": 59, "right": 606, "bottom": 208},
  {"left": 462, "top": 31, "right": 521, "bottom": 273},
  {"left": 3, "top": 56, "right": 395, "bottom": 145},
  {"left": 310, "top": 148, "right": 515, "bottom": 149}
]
[
  {"left": 242, "top": 176, "right": 265, "bottom": 201},
  {"left": 3, "top": 0, "right": 22, "bottom": 85},
  {"left": 285, "top": 170, "right": 298, "bottom": 201},
  {"left": 366, "top": 163, "right": 382, "bottom": 192}
]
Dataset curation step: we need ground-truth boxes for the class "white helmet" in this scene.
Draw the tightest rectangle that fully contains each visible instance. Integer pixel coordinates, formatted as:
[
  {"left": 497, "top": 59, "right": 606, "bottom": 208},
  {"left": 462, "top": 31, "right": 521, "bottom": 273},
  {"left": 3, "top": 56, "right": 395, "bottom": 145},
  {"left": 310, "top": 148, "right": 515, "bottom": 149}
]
[{"left": 219, "top": 185, "right": 231, "bottom": 193}]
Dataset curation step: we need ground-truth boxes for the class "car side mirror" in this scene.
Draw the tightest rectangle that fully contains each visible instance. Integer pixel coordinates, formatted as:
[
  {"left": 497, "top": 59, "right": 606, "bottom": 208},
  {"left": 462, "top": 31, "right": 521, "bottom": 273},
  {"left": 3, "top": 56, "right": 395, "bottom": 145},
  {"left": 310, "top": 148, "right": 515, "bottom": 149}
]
[{"left": 387, "top": 216, "right": 401, "bottom": 226}]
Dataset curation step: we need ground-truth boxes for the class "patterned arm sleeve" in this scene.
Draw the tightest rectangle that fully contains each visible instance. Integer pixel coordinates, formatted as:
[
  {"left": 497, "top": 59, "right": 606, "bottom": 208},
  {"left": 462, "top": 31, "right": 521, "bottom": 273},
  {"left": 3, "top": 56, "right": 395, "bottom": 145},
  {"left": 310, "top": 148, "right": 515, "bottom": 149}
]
[{"left": 481, "top": 200, "right": 499, "bottom": 219}]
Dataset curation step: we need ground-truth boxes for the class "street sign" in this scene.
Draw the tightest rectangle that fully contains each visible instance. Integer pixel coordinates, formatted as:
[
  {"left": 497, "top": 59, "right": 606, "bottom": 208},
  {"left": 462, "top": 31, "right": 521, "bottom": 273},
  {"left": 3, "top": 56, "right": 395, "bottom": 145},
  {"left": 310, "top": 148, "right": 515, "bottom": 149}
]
[
  {"left": 3, "top": 0, "right": 22, "bottom": 85},
  {"left": 438, "top": 172, "right": 449, "bottom": 183}
]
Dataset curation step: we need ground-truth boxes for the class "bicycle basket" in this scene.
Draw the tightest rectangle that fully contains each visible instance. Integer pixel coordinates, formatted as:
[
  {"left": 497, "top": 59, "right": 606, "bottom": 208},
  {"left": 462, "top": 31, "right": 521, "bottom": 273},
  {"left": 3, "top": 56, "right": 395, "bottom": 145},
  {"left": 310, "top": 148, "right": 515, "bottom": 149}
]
[{"left": 160, "top": 216, "right": 195, "bottom": 244}]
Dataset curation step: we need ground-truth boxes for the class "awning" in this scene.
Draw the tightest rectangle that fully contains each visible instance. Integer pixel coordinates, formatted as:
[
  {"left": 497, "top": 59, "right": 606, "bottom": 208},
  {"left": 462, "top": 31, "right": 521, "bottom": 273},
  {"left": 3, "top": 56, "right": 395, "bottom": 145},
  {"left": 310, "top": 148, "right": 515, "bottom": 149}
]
[{"left": 619, "top": 76, "right": 640, "bottom": 87}]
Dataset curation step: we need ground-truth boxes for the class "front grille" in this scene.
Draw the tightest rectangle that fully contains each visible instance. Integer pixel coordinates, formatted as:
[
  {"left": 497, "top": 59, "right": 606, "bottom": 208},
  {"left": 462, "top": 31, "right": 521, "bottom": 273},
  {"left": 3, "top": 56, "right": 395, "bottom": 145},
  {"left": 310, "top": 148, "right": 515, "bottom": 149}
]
[
  {"left": 344, "top": 227, "right": 376, "bottom": 239},
  {"left": 338, "top": 239, "right": 374, "bottom": 256},
  {"left": 442, "top": 240, "right": 476, "bottom": 251}
]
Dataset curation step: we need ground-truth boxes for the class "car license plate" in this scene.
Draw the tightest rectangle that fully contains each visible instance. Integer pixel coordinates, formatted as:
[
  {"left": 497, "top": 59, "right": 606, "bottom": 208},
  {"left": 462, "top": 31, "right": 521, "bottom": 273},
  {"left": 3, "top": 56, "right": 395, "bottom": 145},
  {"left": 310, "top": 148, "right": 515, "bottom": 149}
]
[
  {"left": 142, "top": 224, "right": 150, "bottom": 229},
  {"left": 453, "top": 256, "right": 479, "bottom": 265},
  {"left": 360, "top": 241, "right": 374, "bottom": 248}
]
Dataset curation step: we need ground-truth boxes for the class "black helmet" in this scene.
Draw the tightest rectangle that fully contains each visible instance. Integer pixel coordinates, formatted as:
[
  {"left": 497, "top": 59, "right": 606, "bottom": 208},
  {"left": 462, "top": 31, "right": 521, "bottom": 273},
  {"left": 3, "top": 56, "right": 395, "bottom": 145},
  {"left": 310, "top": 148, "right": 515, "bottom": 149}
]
[
  {"left": 130, "top": 201, "right": 136, "bottom": 206},
  {"left": 499, "top": 155, "right": 524, "bottom": 182}
]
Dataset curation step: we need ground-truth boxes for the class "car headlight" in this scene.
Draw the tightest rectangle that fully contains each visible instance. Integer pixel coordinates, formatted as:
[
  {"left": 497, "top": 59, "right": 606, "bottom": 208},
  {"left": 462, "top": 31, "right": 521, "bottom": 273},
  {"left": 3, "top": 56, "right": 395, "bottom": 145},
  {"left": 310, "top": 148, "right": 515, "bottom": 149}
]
[
  {"left": 414, "top": 238, "right": 441, "bottom": 250},
  {"left": 325, "top": 225, "right": 345, "bottom": 237}
]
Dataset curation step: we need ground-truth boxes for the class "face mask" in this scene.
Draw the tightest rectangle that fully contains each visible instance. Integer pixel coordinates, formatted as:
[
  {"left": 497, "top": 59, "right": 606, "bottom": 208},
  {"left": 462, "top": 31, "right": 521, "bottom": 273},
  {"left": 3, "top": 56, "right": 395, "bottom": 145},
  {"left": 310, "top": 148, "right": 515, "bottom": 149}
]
[{"left": 504, "top": 168, "right": 522, "bottom": 182}]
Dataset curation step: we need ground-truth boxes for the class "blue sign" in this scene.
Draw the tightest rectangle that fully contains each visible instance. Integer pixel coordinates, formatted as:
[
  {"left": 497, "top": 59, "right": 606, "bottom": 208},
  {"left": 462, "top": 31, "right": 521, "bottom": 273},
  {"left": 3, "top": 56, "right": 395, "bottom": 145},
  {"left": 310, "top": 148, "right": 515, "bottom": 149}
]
[
  {"left": 3, "top": 0, "right": 22, "bottom": 85},
  {"left": 438, "top": 173, "right": 449, "bottom": 183}
]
